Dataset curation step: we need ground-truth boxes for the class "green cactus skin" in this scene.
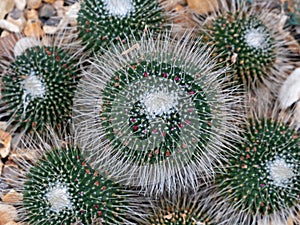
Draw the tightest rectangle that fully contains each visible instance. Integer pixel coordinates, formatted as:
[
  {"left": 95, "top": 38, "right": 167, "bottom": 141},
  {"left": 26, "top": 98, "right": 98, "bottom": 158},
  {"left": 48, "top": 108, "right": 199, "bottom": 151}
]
[
  {"left": 203, "top": 11, "right": 276, "bottom": 88},
  {"left": 101, "top": 60, "right": 212, "bottom": 165},
  {"left": 1, "top": 46, "right": 80, "bottom": 131},
  {"left": 216, "top": 119, "right": 300, "bottom": 218},
  {"left": 77, "top": 0, "right": 166, "bottom": 53},
  {"left": 23, "top": 146, "right": 132, "bottom": 225}
]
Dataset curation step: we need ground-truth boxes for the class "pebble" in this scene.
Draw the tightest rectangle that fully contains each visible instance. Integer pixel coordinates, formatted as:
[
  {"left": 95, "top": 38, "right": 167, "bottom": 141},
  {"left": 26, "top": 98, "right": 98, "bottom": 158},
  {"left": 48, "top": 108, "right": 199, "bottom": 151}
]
[
  {"left": 7, "top": 12, "right": 26, "bottom": 32},
  {"left": 0, "top": 204, "right": 17, "bottom": 225},
  {"left": 0, "top": 0, "right": 15, "bottom": 20},
  {"left": 25, "top": 8, "right": 39, "bottom": 20},
  {"left": 44, "top": 16, "right": 61, "bottom": 26},
  {"left": 187, "top": 0, "right": 219, "bottom": 14},
  {"left": 0, "top": 20, "right": 20, "bottom": 33},
  {"left": 43, "top": 24, "right": 58, "bottom": 34},
  {"left": 0, "top": 129, "right": 11, "bottom": 159},
  {"left": 279, "top": 68, "right": 300, "bottom": 109},
  {"left": 24, "top": 19, "right": 45, "bottom": 37},
  {"left": 14, "top": 0, "right": 26, "bottom": 11},
  {"left": 27, "top": 0, "right": 42, "bottom": 9},
  {"left": 1, "top": 190, "right": 23, "bottom": 204},
  {"left": 39, "top": 4, "right": 57, "bottom": 19}
]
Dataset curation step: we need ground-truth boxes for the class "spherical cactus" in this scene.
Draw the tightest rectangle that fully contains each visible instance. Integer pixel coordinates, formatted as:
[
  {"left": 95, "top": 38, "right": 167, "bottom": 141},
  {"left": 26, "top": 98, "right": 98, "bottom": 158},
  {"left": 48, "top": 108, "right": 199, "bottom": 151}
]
[
  {"left": 213, "top": 116, "right": 300, "bottom": 224},
  {"left": 196, "top": 0, "right": 297, "bottom": 93},
  {"left": 77, "top": 0, "right": 169, "bottom": 53},
  {"left": 145, "top": 190, "right": 215, "bottom": 225},
  {"left": 3, "top": 133, "right": 137, "bottom": 225},
  {"left": 73, "top": 32, "right": 242, "bottom": 194},
  {"left": 0, "top": 35, "right": 81, "bottom": 134}
]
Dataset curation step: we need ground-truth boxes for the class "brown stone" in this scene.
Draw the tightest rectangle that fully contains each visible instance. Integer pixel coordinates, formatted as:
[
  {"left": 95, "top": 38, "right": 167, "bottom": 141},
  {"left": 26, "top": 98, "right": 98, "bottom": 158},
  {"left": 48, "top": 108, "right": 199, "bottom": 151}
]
[
  {"left": 24, "top": 20, "right": 45, "bottom": 37},
  {"left": 0, "top": 204, "right": 17, "bottom": 225},
  {"left": 187, "top": 0, "right": 219, "bottom": 15},
  {"left": 0, "top": 0, "right": 15, "bottom": 20},
  {"left": 25, "top": 9, "right": 39, "bottom": 20},
  {"left": 43, "top": 0, "right": 56, "bottom": 3},
  {"left": 4, "top": 221, "right": 18, "bottom": 225},
  {"left": 27, "top": 0, "right": 42, "bottom": 9},
  {"left": 1, "top": 190, "right": 23, "bottom": 204},
  {"left": 0, "top": 129, "right": 11, "bottom": 159}
]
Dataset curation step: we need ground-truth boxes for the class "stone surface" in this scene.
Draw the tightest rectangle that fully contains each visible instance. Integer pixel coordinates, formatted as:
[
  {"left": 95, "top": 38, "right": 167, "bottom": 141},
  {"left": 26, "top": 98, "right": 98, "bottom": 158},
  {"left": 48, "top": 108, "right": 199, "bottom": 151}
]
[
  {"left": 0, "top": 0, "right": 15, "bottom": 20},
  {"left": 0, "top": 20, "right": 20, "bottom": 33},
  {"left": 24, "top": 19, "right": 45, "bottom": 37},
  {"left": 0, "top": 130, "right": 11, "bottom": 159},
  {"left": 7, "top": 13, "right": 26, "bottom": 32},
  {"left": 27, "top": 0, "right": 42, "bottom": 9},
  {"left": 0, "top": 204, "right": 17, "bottom": 225},
  {"left": 1, "top": 190, "right": 23, "bottom": 204},
  {"left": 25, "top": 9, "right": 39, "bottom": 20},
  {"left": 43, "top": 0, "right": 57, "bottom": 3},
  {"left": 14, "top": 0, "right": 26, "bottom": 11},
  {"left": 39, "top": 4, "right": 57, "bottom": 19},
  {"left": 187, "top": 0, "right": 219, "bottom": 14}
]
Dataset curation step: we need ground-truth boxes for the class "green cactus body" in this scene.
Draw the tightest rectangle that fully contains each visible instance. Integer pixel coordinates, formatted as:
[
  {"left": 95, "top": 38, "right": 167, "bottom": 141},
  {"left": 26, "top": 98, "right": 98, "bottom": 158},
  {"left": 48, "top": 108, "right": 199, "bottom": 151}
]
[
  {"left": 203, "top": 11, "right": 276, "bottom": 87},
  {"left": 216, "top": 119, "right": 300, "bottom": 216},
  {"left": 1, "top": 46, "right": 79, "bottom": 131},
  {"left": 77, "top": 0, "right": 166, "bottom": 52},
  {"left": 74, "top": 33, "right": 241, "bottom": 193},
  {"left": 23, "top": 147, "right": 130, "bottom": 224},
  {"left": 101, "top": 60, "right": 212, "bottom": 164}
]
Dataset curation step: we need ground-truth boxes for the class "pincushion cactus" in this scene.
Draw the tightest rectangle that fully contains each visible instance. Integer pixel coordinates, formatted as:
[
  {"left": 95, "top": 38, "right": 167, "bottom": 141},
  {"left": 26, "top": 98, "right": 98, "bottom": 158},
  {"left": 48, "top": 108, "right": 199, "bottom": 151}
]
[
  {"left": 196, "top": 0, "right": 296, "bottom": 94},
  {"left": 3, "top": 132, "right": 138, "bottom": 225},
  {"left": 77, "top": 0, "right": 170, "bottom": 53},
  {"left": 0, "top": 35, "right": 82, "bottom": 135},
  {"left": 210, "top": 113, "right": 300, "bottom": 224},
  {"left": 73, "top": 32, "right": 242, "bottom": 194}
]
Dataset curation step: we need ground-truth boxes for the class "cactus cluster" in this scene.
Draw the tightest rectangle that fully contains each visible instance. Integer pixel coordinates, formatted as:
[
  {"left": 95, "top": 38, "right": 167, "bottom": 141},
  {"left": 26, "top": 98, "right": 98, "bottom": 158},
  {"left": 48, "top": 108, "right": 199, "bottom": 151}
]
[{"left": 1, "top": 45, "right": 80, "bottom": 132}]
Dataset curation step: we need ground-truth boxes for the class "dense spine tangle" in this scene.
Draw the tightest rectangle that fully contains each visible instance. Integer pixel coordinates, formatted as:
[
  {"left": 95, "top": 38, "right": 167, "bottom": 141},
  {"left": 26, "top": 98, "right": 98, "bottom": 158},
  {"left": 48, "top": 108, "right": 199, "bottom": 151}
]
[
  {"left": 77, "top": 0, "right": 167, "bottom": 52},
  {"left": 214, "top": 118, "right": 300, "bottom": 224},
  {"left": 145, "top": 191, "right": 215, "bottom": 225},
  {"left": 73, "top": 32, "right": 242, "bottom": 194},
  {"left": 0, "top": 36, "right": 81, "bottom": 134},
  {"left": 196, "top": 0, "right": 296, "bottom": 93},
  {"left": 22, "top": 146, "right": 135, "bottom": 224}
]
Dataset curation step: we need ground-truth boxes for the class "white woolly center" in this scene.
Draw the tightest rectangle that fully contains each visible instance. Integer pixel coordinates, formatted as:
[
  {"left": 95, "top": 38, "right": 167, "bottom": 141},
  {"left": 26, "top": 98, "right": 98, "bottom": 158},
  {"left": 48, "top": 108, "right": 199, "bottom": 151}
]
[
  {"left": 141, "top": 90, "right": 178, "bottom": 118},
  {"left": 268, "top": 158, "right": 295, "bottom": 187},
  {"left": 244, "top": 27, "right": 267, "bottom": 49},
  {"left": 103, "top": 0, "right": 134, "bottom": 17},
  {"left": 45, "top": 183, "right": 73, "bottom": 213},
  {"left": 22, "top": 69, "right": 46, "bottom": 99}
]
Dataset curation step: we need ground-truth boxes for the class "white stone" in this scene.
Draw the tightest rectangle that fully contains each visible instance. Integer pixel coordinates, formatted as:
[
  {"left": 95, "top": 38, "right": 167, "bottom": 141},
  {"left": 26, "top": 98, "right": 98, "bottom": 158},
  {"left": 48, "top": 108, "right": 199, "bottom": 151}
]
[
  {"left": 279, "top": 68, "right": 300, "bottom": 109},
  {"left": 0, "top": 0, "right": 15, "bottom": 20},
  {"left": 0, "top": 20, "right": 20, "bottom": 33},
  {"left": 15, "top": 0, "right": 26, "bottom": 11},
  {"left": 103, "top": 0, "right": 134, "bottom": 17},
  {"left": 43, "top": 25, "right": 59, "bottom": 34}
]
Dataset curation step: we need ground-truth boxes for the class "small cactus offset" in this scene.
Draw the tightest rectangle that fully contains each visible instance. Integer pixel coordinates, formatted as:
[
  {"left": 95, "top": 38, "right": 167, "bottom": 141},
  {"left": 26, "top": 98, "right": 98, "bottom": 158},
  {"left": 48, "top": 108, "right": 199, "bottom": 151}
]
[
  {"left": 77, "top": 0, "right": 168, "bottom": 53},
  {"left": 73, "top": 32, "right": 242, "bottom": 194},
  {"left": 0, "top": 34, "right": 82, "bottom": 134},
  {"left": 196, "top": 0, "right": 297, "bottom": 93},
  {"left": 212, "top": 116, "right": 300, "bottom": 224}
]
